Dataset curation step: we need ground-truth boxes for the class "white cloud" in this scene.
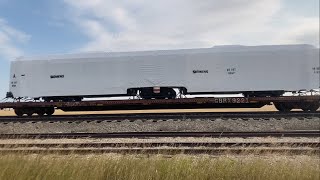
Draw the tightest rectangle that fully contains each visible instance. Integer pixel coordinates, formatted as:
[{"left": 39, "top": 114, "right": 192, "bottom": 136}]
[
  {"left": 272, "top": 17, "right": 319, "bottom": 47},
  {"left": 0, "top": 18, "right": 30, "bottom": 60},
  {"left": 63, "top": 0, "right": 319, "bottom": 52}
]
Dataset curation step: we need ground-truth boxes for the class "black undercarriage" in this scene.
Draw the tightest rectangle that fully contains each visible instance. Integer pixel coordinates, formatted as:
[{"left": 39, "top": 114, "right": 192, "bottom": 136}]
[{"left": 37, "top": 87, "right": 286, "bottom": 102}]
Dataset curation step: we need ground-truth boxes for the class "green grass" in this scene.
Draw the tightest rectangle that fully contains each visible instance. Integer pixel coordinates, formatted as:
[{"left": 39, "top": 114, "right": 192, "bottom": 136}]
[{"left": 0, "top": 154, "right": 318, "bottom": 180}]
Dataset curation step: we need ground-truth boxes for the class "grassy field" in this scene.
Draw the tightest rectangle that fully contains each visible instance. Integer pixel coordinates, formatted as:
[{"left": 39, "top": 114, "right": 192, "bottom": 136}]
[
  {"left": 0, "top": 154, "right": 318, "bottom": 180},
  {"left": 0, "top": 106, "right": 278, "bottom": 116}
]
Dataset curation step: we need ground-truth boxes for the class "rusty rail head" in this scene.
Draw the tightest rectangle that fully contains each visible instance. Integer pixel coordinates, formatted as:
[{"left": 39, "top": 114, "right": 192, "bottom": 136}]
[{"left": 0, "top": 130, "right": 319, "bottom": 139}]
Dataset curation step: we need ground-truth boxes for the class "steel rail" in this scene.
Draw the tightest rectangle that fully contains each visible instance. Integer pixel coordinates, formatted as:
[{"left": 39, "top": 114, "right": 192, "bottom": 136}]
[
  {"left": 0, "top": 148, "right": 318, "bottom": 155},
  {"left": 0, "top": 111, "right": 319, "bottom": 122},
  {"left": 0, "top": 130, "right": 319, "bottom": 139},
  {"left": 0, "top": 142, "right": 318, "bottom": 148}
]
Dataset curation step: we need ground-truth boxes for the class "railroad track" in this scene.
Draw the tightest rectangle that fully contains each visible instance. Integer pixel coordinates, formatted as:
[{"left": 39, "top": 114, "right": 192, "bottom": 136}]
[
  {"left": 1, "top": 142, "right": 318, "bottom": 148},
  {"left": 0, "top": 142, "right": 318, "bottom": 155},
  {"left": 1, "top": 131, "right": 318, "bottom": 155},
  {"left": 1, "top": 130, "right": 319, "bottom": 139},
  {"left": 0, "top": 148, "right": 317, "bottom": 155},
  {"left": 0, "top": 111, "right": 319, "bottom": 123}
]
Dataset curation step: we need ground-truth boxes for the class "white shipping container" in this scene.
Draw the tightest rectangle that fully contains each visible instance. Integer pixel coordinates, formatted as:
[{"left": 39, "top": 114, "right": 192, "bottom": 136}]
[{"left": 9, "top": 44, "right": 320, "bottom": 99}]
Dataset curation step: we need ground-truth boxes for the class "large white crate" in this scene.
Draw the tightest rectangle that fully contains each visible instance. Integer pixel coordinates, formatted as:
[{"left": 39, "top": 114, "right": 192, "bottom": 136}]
[{"left": 9, "top": 44, "right": 319, "bottom": 98}]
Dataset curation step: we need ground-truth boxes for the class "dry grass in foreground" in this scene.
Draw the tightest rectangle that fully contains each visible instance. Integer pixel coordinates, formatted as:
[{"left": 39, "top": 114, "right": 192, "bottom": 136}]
[{"left": 0, "top": 154, "right": 318, "bottom": 180}]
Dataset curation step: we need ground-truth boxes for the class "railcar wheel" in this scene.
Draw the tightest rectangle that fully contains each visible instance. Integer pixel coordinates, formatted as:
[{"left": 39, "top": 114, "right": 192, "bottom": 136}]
[
  {"left": 38, "top": 113, "right": 45, "bottom": 116},
  {"left": 301, "top": 103, "right": 319, "bottom": 112},
  {"left": 14, "top": 109, "right": 24, "bottom": 117},
  {"left": 45, "top": 107, "right": 55, "bottom": 116},
  {"left": 37, "top": 111, "right": 45, "bottom": 116},
  {"left": 274, "top": 102, "right": 292, "bottom": 112},
  {"left": 309, "top": 104, "right": 320, "bottom": 112},
  {"left": 27, "top": 112, "right": 33, "bottom": 117},
  {"left": 35, "top": 108, "right": 46, "bottom": 116}
]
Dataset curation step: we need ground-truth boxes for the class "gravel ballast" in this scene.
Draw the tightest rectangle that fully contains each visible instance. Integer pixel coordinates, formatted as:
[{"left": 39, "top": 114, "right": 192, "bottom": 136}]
[
  {"left": 0, "top": 137, "right": 319, "bottom": 144},
  {"left": 0, "top": 117, "right": 319, "bottom": 134}
]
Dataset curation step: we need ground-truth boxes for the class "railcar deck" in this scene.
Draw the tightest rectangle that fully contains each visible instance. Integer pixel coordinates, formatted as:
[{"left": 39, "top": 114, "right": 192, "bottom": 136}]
[{"left": 0, "top": 96, "right": 319, "bottom": 112}]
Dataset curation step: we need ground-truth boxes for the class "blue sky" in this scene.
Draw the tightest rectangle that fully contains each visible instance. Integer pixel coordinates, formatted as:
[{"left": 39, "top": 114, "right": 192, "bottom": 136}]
[{"left": 0, "top": 0, "right": 319, "bottom": 98}]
